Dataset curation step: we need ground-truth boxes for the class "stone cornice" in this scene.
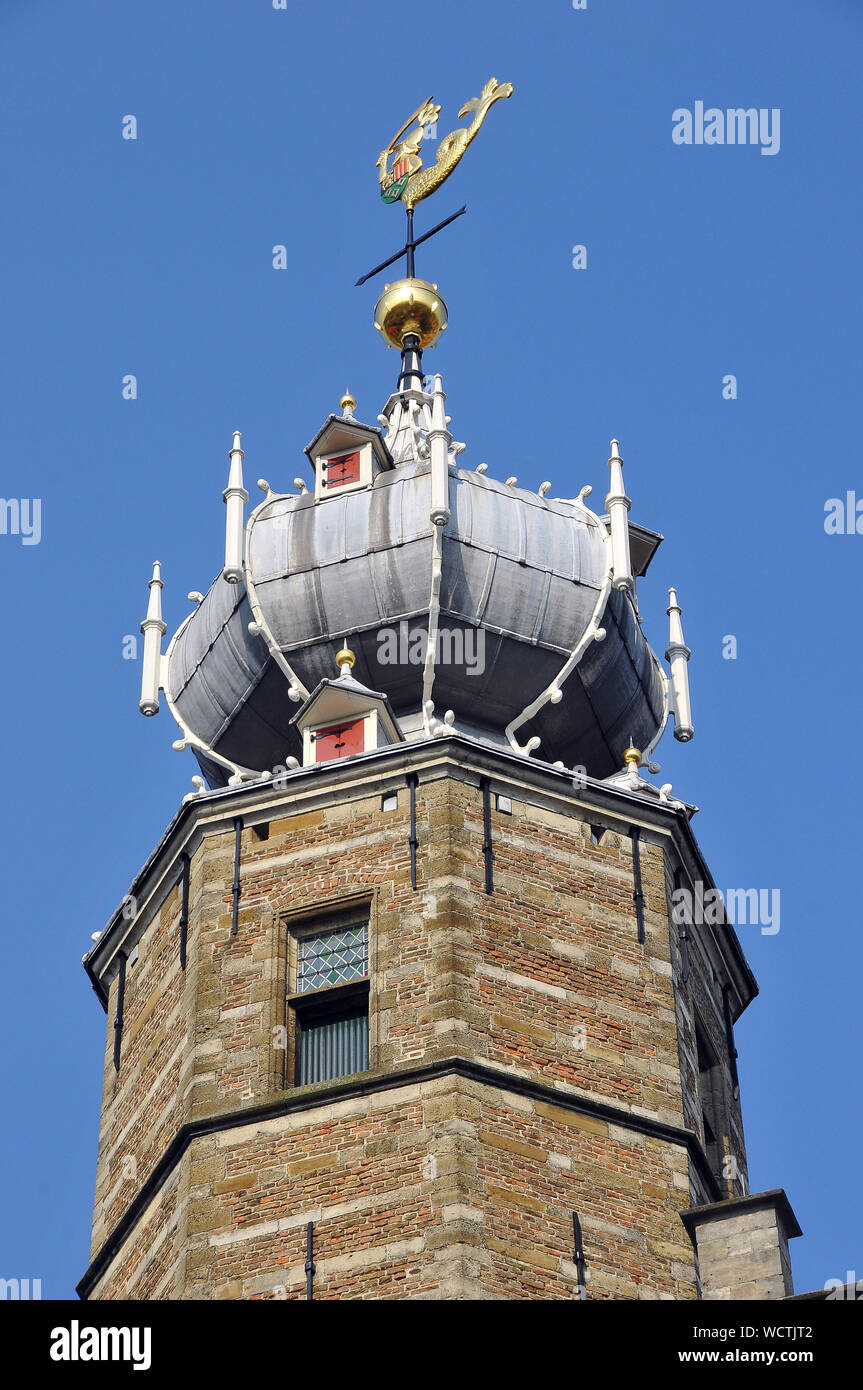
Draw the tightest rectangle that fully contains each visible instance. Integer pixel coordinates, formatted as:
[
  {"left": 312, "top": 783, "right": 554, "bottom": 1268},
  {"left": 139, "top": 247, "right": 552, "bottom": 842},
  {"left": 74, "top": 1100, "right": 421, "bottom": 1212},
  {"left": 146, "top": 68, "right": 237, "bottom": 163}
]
[
  {"left": 77, "top": 1055, "right": 720, "bottom": 1300},
  {"left": 83, "top": 734, "right": 757, "bottom": 1014}
]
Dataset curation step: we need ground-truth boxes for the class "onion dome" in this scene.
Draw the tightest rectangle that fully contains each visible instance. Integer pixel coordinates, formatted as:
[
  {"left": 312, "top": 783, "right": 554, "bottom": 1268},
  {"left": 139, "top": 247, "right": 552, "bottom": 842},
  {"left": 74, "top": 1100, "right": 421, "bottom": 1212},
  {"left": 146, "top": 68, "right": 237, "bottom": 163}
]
[{"left": 142, "top": 376, "right": 692, "bottom": 790}]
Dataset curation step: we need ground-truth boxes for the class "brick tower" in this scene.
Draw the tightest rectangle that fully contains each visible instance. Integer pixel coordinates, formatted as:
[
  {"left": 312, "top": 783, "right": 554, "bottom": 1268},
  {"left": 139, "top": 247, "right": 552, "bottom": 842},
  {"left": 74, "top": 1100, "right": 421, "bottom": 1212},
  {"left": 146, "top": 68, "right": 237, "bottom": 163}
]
[{"left": 79, "top": 86, "right": 802, "bottom": 1301}]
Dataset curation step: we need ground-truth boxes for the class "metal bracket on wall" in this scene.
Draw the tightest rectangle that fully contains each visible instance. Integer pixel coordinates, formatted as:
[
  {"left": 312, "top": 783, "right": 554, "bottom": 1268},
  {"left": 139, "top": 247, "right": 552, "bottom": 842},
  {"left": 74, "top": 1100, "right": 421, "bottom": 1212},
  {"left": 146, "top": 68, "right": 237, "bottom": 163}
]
[
  {"left": 673, "top": 866, "right": 691, "bottom": 983},
  {"left": 231, "top": 819, "right": 243, "bottom": 936},
  {"left": 480, "top": 777, "right": 494, "bottom": 894},
  {"left": 572, "top": 1210, "right": 587, "bottom": 1300},
  {"left": 722, "top": 983, "right": 740, "bottom": 1099},
  {"left": 630, "top": 827, "right": 646, "bottom": 944},
  {"left": 407, "top": 772, "right": 419, "bottom": 890},
  {"left": 305, "top": 1221, "right": 315, "bottom": 1300},
  {"left": 179, "top": 852, "right": 190, "bottom": 969},
  {"left": 112, "top": 953, "right": 127, "bottom": 1072}
]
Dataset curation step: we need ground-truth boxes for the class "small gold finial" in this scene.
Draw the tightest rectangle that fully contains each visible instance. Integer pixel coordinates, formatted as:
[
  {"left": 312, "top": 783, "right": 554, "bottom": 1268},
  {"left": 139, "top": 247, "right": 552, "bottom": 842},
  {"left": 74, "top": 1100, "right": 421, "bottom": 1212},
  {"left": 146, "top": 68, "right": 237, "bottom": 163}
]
[
  {"left": 623, "top": 744, "right": 642, "bottom": 771},
  {"left": 340, "top": 389, "right": 356, "bottom": 414},
  {"left": 336, "top": 645, "right": 356, "bottom": 672}
]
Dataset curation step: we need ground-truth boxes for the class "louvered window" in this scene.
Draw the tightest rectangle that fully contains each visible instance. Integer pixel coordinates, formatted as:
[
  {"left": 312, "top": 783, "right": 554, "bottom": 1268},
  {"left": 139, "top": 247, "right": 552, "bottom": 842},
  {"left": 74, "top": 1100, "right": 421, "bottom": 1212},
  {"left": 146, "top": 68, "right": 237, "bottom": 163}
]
[
  {"left": 289, "top": 920, "right": 370, "bottom": 1086},
  {"left": 297, "top": 1006, "right": 368, "bottom": 1086}
]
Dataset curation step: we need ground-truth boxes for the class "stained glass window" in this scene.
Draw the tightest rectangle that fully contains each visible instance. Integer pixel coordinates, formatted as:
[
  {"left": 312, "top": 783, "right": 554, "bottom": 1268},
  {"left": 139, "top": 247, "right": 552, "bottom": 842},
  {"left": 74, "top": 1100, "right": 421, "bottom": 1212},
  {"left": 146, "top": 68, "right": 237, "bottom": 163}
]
[{"left": 297, "top": 922, "right": 368, "bottom": 993}]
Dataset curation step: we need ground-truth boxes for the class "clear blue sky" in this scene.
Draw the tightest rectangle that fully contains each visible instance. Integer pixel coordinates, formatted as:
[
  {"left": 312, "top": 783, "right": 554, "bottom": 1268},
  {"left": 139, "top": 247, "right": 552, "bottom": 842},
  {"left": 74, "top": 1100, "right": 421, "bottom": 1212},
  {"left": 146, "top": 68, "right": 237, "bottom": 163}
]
[{"left": 1, "top": 0, "right": 859, "bottom": 1298}]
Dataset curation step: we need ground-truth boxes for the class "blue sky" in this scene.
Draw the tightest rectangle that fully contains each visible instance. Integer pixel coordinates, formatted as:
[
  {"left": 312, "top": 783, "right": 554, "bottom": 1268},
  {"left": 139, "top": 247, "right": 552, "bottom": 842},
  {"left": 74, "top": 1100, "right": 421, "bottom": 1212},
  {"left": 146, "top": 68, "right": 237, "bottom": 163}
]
[{"left": 1, "top": 0, "right": 860, "bottom": 1298}]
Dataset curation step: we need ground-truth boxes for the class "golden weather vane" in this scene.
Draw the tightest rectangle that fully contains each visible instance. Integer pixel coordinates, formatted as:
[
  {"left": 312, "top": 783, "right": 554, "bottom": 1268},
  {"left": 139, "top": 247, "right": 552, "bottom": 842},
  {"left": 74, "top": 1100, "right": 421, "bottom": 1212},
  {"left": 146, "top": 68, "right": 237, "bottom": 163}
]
[
  {"left": 357, "top": 78, "right": 513, "bottom": 367},
  {"left": 376, "top": 78, "right": 513, "bottom": 210}
]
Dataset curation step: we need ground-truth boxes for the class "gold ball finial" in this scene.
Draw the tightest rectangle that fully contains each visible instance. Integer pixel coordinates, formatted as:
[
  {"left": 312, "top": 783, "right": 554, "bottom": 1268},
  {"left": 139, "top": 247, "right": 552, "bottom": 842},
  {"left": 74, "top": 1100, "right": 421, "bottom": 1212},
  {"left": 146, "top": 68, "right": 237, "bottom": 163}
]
[
  {"left": 336, "top": 645, "right": 356, "bottom": 672},
  {"left": 340, "top": 389, "right": 356, "bottom": 414},
  {"left": 623, "top": 744, "right": 642, "bottom": 771},
  {"left": 373, "top": 278, "right": 448, "bottom": 350}
]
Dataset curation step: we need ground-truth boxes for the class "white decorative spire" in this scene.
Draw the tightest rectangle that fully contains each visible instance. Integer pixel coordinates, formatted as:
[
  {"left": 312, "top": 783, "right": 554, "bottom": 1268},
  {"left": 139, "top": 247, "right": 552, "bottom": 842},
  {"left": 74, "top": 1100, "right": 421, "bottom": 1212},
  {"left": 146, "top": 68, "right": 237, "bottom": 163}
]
[
  {"left": 223, "top": 430, "right": 248, "bottom": 584},
  {"left": 139, "top": 561, "right": 166, "bottom": 716},
  {"left": 606, "top": 438, "right": 633, "bottom": 592},
  {"left": 429, "top": 374, "right": 451, "bottom": 527},
  {"left": 666, "top": 586, "right": 693, "bottom": 741}
]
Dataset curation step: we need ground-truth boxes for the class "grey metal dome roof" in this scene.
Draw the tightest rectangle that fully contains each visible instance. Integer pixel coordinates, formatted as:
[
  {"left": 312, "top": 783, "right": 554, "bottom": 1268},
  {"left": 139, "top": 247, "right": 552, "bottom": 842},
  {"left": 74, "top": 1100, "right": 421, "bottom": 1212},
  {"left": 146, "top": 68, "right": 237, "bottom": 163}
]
[{"left": 166, "top": 442, "right": 666, "bottom": 787}]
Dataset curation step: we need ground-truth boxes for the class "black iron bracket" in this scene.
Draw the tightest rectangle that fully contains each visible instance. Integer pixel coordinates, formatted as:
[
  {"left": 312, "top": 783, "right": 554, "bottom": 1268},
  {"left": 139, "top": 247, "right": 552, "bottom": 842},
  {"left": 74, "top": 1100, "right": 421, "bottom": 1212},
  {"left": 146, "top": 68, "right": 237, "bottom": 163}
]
[
  {"left": 112, "top": 953, "right": 127, "bottom": 1073},
  {"left": 305, "top": 1221, "right": 315, "bottom": 1300},
  {"left": 630, "top": 828, "right": 646, "bottom": 944},
  {"left": 179, "top": 852, "right": 190, "bottom": 970},
  {"left": 722, "top": 983, "right": 740, "bottom": 1098},
  {"left": 231, "top": 818, "right": 243, "bottom": 937},
  {"left": 572, "top": 1211, "right": 587, "bottom": 1300},
  {"left": 480, "top": 777, "right": 494, "bottom": 894},
  {"left": 407, "top": 772, "right": 419, "bottom": 890}
]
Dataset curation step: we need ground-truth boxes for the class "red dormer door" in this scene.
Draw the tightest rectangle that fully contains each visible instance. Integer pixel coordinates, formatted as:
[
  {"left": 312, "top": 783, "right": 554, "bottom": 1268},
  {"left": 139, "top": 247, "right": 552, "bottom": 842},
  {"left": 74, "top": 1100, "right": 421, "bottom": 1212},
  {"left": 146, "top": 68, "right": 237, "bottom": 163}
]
[
  {"left": 313, "top": 718, "right": 365, "bottom": 763},
  {"left": 324, "top": 451, "right": 361, "bottom": 489}
]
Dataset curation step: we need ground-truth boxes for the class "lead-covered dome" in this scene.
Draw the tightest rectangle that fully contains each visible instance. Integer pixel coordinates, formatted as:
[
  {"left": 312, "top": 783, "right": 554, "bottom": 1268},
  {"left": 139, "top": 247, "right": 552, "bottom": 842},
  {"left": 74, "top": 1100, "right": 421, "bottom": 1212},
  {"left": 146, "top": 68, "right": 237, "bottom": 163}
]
[{"left": 156, "top": 379, "right": 670, "bottom": 788}]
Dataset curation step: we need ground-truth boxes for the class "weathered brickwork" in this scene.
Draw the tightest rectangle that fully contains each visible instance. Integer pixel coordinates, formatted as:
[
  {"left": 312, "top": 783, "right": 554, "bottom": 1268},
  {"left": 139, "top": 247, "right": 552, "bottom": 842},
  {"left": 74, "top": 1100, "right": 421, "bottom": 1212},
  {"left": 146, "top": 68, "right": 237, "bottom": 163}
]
[
  {"left": 89, "top": 1076, "right": 698, "bottom": 1300},
  {"left": 83, "top": 744, "right": 753, "bottom": 1299},
  {"left": 91, "top": 883, "right": 188, "bottom": 1259},
  {"left": 659, "top": 853, "right": 749, "bottom": 1209}
]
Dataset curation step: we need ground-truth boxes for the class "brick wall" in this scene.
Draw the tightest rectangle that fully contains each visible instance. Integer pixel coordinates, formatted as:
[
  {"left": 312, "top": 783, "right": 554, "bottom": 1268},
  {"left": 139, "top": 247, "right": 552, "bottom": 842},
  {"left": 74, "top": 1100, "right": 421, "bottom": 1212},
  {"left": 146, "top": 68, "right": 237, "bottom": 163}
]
[{"left": 84, "top": 750, "right": 750, "bottom": 1299}]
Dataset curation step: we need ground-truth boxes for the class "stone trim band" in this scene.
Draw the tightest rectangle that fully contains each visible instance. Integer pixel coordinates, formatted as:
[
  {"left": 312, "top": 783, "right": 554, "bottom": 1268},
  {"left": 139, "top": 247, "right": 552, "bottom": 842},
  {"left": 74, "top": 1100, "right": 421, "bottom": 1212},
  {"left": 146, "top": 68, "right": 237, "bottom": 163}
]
[{"left": 77, "top": 1055, "right": 719, "bottom": 1299}]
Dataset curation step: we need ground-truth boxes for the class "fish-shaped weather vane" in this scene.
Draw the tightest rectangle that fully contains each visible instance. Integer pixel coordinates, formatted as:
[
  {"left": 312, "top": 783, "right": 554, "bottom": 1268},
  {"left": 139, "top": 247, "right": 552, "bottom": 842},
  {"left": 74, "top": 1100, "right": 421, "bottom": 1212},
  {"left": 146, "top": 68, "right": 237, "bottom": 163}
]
[
  {"left": 356, "top": 77, "right": 513, "bottom": 289},
  {"left": 376, "top": 77, "right": 513, "bottom": 211}
]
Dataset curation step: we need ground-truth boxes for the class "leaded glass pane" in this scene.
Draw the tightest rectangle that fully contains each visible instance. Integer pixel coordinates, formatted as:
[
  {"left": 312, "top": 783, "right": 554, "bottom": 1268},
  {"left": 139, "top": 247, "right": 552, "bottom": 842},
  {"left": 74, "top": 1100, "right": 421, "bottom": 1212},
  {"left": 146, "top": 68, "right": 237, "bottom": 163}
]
[{"left": 297, "top": 923, "right": 368, "bottom": 992}]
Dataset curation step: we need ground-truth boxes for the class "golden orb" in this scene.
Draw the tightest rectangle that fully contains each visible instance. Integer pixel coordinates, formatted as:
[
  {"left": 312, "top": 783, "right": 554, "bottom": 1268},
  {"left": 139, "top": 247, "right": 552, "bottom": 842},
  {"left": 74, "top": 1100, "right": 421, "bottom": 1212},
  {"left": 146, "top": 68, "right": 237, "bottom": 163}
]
[
  {"left": 336, "top": 646, "right": 356, "bottom": 671},
  {"left": 623, "top": 745, "right": 642, "bottom": 770},
  {"left": 340, "top": 389, "right": 356, "bottom": 413},
  {"left": 373, "top": 278, "right": 448, "bottom": 350}
]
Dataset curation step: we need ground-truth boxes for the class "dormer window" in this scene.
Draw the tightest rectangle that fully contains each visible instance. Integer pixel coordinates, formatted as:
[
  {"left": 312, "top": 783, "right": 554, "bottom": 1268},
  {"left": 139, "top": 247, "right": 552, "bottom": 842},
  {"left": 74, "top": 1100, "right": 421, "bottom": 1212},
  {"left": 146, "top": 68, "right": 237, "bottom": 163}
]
[
  {"left": 290, "top": 647, "right": 405, "bottom": 768},
  {"left": 303, "top": 706, "right": 388, "bottom": 766},
  {"left": 305, "top": 402, "right": 394, "bottom": 502}
]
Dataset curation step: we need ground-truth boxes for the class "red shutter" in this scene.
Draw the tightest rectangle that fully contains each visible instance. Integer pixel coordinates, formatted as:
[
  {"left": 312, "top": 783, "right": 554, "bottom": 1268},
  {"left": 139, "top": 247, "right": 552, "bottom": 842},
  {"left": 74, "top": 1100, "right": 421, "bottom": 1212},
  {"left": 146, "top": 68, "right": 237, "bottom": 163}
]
[
  {"left": 314, "top": 718, "right": 365, "bottom": 762},
  {"left": 324, "top": 451, "right": 361, "bottom": 489}
]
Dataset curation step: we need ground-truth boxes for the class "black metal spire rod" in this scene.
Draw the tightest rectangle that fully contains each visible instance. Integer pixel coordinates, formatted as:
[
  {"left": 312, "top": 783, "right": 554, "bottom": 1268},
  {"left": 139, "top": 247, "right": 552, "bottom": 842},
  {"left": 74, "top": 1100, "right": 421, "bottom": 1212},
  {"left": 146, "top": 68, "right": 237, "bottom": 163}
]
[
  {"left": 355, "top": 204, "right": 467, "bottom": 286},
  {"left": 398, "top": 334, "right": 423, "bottom": 393}
]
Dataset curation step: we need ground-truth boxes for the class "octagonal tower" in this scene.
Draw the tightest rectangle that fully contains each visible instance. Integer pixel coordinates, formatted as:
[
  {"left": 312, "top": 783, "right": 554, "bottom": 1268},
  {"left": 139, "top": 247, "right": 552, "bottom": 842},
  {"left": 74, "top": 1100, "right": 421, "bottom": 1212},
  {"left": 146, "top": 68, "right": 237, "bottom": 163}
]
[{"left": 79, "top": 85, "right": 801, "bottom": 1301}]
